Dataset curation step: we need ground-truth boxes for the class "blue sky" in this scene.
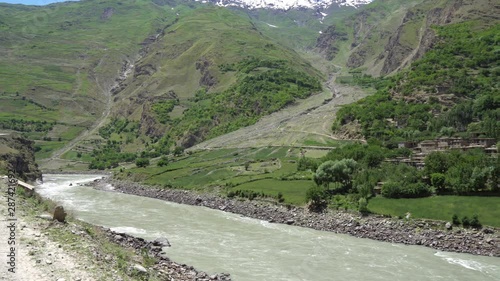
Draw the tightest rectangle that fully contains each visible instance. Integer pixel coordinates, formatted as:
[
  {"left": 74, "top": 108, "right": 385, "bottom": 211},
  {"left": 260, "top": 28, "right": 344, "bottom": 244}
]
[{"left": 0, "top": 0, "right": 78, "bottom": 5}]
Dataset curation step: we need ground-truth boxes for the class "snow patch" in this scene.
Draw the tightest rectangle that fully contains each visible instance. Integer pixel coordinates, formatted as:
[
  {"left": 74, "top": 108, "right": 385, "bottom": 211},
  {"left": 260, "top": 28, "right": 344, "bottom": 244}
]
[{"left": 193, "top": 0, "right": 372, "bottom": 10}]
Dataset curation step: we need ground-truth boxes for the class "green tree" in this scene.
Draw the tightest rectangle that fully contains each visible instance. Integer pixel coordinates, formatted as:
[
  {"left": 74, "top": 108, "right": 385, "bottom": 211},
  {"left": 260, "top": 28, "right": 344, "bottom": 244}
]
[
  {"left": 157, "top": 156, "right": 169, "bottom": 167},
  {"left": 313, "top": 159, "right": 358, "bottom": 191},
  {"left": 136, "top": 158, "right": 150, "bottom": 168},
  {"left": 430, "top": 173, "right": 446, "bottom": 192},
  {"left": 173, "top": 146, "right": 184, "bottom": 157},
  {"left": 305, "top": 185, "right": 328, "bottom": 211},
  {"left": 425, "top": 152, "right": 450, "bottom": 175}
]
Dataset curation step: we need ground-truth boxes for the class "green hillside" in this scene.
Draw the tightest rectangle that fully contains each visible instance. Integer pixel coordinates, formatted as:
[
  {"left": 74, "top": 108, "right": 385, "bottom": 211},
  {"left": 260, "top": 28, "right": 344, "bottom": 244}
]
[
  {"left": 105, "top": 6, "right": 323, "bottom": 155},
  {"left": 0, "top": 0, "right": 187, "bottom": 157}
]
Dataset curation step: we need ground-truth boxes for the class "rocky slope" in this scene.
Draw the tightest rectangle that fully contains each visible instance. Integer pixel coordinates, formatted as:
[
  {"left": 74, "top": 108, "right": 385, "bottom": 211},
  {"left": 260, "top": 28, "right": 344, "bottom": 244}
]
[
  {"left": 316, "top": 0, "right": 500, "bottom": 76},
  {"left": 0, "top": 133, "right": 41, "bottom": 181}
]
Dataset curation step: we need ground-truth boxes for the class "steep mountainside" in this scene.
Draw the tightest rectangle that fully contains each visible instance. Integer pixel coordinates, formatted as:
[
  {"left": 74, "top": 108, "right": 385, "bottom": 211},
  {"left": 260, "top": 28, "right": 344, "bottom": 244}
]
[
  {"left": 316, "top": 0, "right": 500, "bottom": 76},
  {"left": 0, "top": 0, "right": 188, "bottom": 158},
  {"left": 1, "top": 0, "right": 498, "bottom": 170},
  {"left": 109, "top": 6, "right": 322, "bottom": 150},
  {"left": 0, "top": 133, "right": 41, "bottom": 181},
  {"left": 332, "top": 15, "right": 499, "bottom": 143}
]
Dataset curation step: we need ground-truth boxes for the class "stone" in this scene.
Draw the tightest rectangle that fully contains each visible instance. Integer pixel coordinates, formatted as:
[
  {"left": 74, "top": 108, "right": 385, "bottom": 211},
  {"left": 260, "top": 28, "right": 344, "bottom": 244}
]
[
  {"left": 445, "top": 222, "right": 452, "bottom": 230},
  {"left": 37, "top": 214, "right": 53, "bottom": 221},
  {"left": 53, "top": 206, "right": 67, "bottom": 222},
  {"left": 132, "top": 264, "right": 148, "bottom": 274},
  {"left": 152, "top": 237, "right": 171, "bottom": 247},
  {"left": 482, "top": 228, "right": 494, "bottom": 234}
]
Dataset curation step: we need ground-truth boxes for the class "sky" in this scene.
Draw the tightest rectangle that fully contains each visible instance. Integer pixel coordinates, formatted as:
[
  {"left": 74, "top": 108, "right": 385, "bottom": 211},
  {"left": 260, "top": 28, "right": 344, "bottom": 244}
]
[{"left": 0, "top": 0, "right": 78, "bottom": 5}]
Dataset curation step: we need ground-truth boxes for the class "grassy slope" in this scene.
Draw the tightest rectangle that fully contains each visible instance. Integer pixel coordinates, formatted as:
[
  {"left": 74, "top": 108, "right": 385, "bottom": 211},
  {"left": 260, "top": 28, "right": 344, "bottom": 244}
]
[
  {"left": 109, "top": 6, "right": 323, "bottom": 149},
  {"left": 0, "top": 0, "right": 179, "bottom": 158}
]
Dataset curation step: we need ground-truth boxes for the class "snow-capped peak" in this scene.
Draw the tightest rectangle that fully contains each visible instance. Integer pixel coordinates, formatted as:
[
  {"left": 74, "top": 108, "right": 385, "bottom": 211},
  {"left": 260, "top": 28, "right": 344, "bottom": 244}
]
[{"left": 194, "top": 0, "right": 373, "bottom": 10}]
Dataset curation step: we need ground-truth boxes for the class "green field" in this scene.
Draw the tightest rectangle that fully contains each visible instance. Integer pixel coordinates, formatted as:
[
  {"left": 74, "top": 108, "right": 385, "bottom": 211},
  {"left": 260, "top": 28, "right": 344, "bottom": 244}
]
[
  {"left": 368, "top": 196, "right": 500, "bottom": 227},
  {"left": 116, "top": 146, "right": 319, "bottom": 205},
  {"left": 234, "top": 179, "right": 312, "bottom": 205}
]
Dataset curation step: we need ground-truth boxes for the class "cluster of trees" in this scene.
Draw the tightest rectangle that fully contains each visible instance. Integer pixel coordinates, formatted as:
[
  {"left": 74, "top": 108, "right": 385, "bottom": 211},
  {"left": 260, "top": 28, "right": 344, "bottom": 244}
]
[
  {"left": 88, "top": 140, "right": 136, "bottom": 170},
  {"left": 302, "top": 142, "right": 499, "bottom": 211},
  {"left": 0, "top": 119, "right": 55, "bottom": 132},
  {"left": 98, "top": 118, "right": 137, "bottom": 139},
  {"left": 333, "top": 23, "right": 499, "bottom": 143},
  {"left": 426, "top": 150, "right": 499, "bottom": 194},
  {"left": 151, "top": 100, "right": 178, "bottom": 124},
  {"left": 154, "top": 58, "right": 321, "bottom": 153}
]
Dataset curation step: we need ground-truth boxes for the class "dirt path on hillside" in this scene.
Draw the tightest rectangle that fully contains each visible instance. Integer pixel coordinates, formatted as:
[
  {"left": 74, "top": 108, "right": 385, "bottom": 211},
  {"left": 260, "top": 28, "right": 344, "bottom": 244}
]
[
  {"left": 0, "top": 180, "right": 102, "bottom": 281},
  {"left": 38, "top": 57, "right": 122, "bottom": 171}
]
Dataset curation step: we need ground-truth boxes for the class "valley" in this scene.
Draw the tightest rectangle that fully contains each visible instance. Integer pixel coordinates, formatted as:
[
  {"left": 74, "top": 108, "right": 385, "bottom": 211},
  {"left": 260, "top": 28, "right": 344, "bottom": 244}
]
[{"left": 0, "top": 0, "right": 499, "bottom": 279}]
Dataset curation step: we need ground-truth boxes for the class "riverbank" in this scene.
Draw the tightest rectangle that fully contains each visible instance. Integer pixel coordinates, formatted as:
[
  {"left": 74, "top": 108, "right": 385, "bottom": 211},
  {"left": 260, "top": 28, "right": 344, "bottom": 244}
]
[
  {"left": 0, "top": 178, "right": 231, "bottom": 281},
  {"left": 104, "top": 178, "right": 499, "bottom": 257}
]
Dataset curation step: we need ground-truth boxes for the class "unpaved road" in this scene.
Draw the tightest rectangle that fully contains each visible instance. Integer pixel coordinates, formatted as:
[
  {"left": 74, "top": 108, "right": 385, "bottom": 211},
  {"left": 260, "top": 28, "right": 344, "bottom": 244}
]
[{"left": 0, "top": 179, "right": 107, "bottom": 281}]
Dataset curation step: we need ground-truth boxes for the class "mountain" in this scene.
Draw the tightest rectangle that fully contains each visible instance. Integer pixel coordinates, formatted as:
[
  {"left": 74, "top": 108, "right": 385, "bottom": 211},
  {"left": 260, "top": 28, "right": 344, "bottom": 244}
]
[
  {"left": 315, "top": 0, "right": 500, "bottom": 76},
  {"left": 329, "top": 0, "right": 499, "bottom": 143},
  {"left": 0, "top": 0, "right": 327, "bottom": 166},
  {"left": 194, "top": 0, "right": 372, "bottom": 10},
  {"left": 0, "top": 0, "right": 498, "bottom": 171}
]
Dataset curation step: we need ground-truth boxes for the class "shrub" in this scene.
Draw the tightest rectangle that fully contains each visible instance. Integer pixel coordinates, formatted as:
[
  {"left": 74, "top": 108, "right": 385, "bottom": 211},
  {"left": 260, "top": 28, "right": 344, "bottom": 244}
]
[
  {"left": 305, "top": 185, "right": 328, "bottom": 211},
  {"left": 470, "top": 214, "right": 481, "bottom": 229},
  {"left": 358, "top": 197, "right": 369, "bottom": 214},
  {"left": 452, "top": 214, "right": 460, "bottom": 225},
  {"left": 461, "top": 216, "right": 470, "bottom": 228},
  {"left": 135, "top": 158, "right": 150, "bottom": 168},
  {"left": 381, "top": 181, "right": 431, "bottom": 198},
  {"left": 157, "top": 156, "right": 169, "bottom": 167},
  {"left": 297, "top": 157, "right": 318, "bottom": 171}
]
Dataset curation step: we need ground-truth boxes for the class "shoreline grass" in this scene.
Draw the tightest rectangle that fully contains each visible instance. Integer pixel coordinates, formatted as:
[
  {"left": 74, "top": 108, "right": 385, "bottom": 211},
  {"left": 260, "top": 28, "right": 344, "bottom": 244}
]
[{"left": 368, "top": 196, "right": 500, "bottom": 227}]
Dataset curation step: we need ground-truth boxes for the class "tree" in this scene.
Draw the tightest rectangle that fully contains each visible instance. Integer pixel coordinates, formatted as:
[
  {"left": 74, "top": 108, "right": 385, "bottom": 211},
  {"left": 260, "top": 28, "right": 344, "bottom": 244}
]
[
  {"left": 135, "top": 158, "right": 150, "bottom": 168},
  {"left": 157, "top": 156, "right": 169, "bottom": 167},
  {"left": 425, "top": 152, "right": 450, "bottom": 175},
  {"left": 173, "top": 146, "right": 184, "bottom": 157},
  {"left": 313, "top": 159, "right": 358, "bottom": 191},
  {"left": 430, "top": 173, "right": 446, "bottom": 192},
  {"left": 305, "top": 185, "right": 328, "bottom": 211}
]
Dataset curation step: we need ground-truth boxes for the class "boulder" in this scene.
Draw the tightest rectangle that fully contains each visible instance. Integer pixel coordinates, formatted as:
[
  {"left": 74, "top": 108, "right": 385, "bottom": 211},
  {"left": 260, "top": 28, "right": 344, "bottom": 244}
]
[
  {"left": 152, "top": 237, "right": 171, "bottom": 247},
  {"left": 445, "top": 222, "right": 452, "bottom": 230},
  {"left": 132, "top": 264, "right": 148, "bottom": 274},
  {"left": 53, "top": 206, "right": 67, "bottom": 222}
]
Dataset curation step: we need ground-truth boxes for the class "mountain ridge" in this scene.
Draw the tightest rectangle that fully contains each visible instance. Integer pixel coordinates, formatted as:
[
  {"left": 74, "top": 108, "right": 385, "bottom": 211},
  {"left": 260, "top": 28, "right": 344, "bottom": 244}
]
[{"left": 194, "top": 0, "right": 372, "bottom": 10}]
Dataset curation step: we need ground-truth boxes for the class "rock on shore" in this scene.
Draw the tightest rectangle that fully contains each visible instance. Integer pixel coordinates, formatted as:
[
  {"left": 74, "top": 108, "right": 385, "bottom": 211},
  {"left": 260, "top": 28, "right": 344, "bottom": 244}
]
[
  {"left": 103, "top": 228, "right": 231, "bottom": 281},
  {"left": 103, "top": 179, "right": 499, "bottom": 257}
]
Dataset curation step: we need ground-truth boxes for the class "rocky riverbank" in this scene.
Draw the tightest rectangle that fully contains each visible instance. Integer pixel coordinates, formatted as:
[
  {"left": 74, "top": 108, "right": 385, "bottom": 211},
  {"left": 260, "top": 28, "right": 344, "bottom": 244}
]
[
  {"left": 101, "top": 178, "right": 499, "bottom": 257},
  {"left": 101, "top": 228, "right": 232, "bottom": 281}
]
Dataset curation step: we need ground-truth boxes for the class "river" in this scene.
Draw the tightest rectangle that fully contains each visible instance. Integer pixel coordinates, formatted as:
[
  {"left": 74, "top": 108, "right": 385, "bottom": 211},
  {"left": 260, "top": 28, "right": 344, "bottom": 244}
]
[{"left": 36, "top": 174, "right": 500, "bottom": 281}]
